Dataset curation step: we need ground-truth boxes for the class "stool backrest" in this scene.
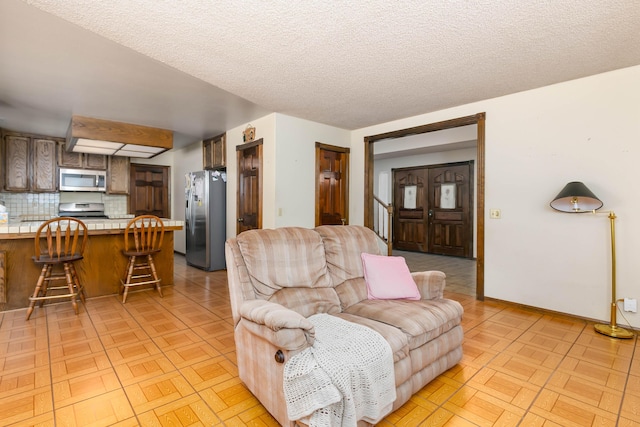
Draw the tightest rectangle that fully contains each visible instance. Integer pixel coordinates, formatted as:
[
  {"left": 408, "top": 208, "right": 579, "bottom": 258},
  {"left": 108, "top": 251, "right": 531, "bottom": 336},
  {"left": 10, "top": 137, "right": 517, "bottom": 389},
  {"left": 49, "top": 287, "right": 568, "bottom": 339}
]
[
  {"left": 124, "top": 215, "right": 165, "bottom": 252},
  {"left": 34, "top": 217, "right": 88, "bottom": 260}
]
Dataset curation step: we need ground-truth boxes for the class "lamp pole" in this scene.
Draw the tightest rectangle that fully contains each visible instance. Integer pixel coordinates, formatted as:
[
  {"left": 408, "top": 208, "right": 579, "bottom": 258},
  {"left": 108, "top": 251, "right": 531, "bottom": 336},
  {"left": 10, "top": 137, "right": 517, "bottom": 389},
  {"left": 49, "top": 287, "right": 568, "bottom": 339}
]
[{"left": 593, "top": 212, "right": 634, "bottom": 339}]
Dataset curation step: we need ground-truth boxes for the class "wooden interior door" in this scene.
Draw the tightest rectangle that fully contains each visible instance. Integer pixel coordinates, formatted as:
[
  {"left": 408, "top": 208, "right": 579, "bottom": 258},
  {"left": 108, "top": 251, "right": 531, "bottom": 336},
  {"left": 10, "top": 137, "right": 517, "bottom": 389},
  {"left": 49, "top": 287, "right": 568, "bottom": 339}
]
[
  {"left": 316, "top": 143, "right": 349, "bottom": 226},
  {"left": 129, "top": 164, "right": 170, "bottom": 218},
  {"left": 392, "top": 167, "right": 428, "bottom": 251},
  {"left": 236, "top": 139, "right": 263, "bottom": 234},
  {"left": 428, "top": 162, "right": 473, "bottom": 257}
]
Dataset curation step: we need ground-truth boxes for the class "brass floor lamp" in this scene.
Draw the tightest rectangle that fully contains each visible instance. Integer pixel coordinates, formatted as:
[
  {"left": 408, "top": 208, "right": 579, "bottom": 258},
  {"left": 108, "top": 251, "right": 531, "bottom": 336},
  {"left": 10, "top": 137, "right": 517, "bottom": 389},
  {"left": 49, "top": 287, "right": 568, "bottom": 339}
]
[{"left": 550, "top": 181, "right": 634, "bottom": 339}]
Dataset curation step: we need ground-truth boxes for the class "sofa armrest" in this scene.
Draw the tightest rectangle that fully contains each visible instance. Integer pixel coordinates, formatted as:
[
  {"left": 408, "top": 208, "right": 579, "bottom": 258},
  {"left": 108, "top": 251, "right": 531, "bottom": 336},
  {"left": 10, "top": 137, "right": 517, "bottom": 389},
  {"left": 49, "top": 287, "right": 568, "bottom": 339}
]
[
  {"left": 412, "top": 270, "right": 446, "bottom": 299},
  {"left": 239, "top": 300, "right": 316, "bottom": 347}
]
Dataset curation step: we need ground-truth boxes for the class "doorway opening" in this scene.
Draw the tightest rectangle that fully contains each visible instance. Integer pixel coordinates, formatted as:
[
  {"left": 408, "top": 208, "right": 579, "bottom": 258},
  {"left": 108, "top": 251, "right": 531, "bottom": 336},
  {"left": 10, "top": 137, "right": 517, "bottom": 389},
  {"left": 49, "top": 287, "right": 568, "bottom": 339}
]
[{"left": 364, "top": 113, "right": 486, "bottom": 300}]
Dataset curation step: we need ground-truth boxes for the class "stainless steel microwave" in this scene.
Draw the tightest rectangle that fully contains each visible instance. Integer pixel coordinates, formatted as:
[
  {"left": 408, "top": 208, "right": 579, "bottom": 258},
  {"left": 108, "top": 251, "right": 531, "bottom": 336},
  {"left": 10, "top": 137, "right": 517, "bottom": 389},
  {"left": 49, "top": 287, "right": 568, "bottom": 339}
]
[{"left": 59, "top": 168, "right": 107, "bottom": 192}]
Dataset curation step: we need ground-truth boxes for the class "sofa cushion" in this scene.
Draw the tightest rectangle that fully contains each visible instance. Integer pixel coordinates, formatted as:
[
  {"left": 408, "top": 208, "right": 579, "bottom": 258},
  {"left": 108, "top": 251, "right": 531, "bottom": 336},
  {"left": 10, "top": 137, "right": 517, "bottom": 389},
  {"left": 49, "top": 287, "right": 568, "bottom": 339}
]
[
  {"left": 269, "top": 287, "right": 341, "bottom": 318},
  {"left": 335, "top": 278, "right": 369, "bottom": 310},
  {"left": 361, "top": 253, "right": 421, "bottom": 300},
  {"left": 333, "top": 313, "right": 409, "bottom": 364},
  {"left": 316, "top": 225, "right": 382, "bottom": 309},
  {"left": 237, "top": 227, "right": 333, "bottom": 300},
  {"left": 315, "top": 225, "right": 382, "bottom": 285},
  {"left": 344, "top": 298, "right": 463, "bottom": 350}
]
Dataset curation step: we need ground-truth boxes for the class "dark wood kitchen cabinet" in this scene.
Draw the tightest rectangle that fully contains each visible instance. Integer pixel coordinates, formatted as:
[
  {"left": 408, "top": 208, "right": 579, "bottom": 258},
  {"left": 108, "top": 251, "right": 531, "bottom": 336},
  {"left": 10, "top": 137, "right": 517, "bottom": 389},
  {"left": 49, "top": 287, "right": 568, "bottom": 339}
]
[
  {"left": 1, "top": 131, "right": 59, "bottom": 192},
  {"left": 57, "top": 142, "right": 107, "bottom": 169},
  {"left": 203, "top": 133, "right": 226, "bottom": 169},
  {"left": 57, "top": 142, "right": 82, "bottom": 168},
  {"left": 85, "top": 153, "right": 108, "bottom": 169},
  {"left": 107, "top": 156, "right": 130, "bottom": 194},
  {"left": 3, "top": 135, "right": 29, "bottom": 191}
]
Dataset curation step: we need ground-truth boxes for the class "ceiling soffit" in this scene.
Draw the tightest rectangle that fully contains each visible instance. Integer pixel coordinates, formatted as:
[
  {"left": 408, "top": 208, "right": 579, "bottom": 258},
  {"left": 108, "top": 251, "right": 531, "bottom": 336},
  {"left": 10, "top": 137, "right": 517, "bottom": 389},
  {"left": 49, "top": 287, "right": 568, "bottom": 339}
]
[{"left": 67, "top": 115, "right": 173, "bottom": 158}]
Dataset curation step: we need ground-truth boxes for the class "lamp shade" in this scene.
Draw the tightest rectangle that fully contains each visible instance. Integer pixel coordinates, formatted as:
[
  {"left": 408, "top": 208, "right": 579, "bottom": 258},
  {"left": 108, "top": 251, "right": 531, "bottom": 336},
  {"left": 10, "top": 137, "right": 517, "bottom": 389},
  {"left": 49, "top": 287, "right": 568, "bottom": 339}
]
[{"left": 550, "top": 181, "right": 603, "bottom": 212}]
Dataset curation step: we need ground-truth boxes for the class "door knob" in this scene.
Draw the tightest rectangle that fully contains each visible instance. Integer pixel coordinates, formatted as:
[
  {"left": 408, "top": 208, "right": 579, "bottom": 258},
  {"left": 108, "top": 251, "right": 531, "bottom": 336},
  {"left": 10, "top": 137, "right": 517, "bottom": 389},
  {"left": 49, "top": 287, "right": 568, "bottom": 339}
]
[{"left": 237, "top": 218, "right": 244, "bottom": 222}]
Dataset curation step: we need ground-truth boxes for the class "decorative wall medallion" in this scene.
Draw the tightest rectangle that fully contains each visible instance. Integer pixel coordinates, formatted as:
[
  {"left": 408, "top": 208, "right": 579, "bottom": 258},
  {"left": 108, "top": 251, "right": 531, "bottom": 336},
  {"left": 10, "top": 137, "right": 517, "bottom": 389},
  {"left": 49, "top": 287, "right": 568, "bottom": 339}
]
[{"left": 243, "top": 125, "right": 256, "bottom": 143}]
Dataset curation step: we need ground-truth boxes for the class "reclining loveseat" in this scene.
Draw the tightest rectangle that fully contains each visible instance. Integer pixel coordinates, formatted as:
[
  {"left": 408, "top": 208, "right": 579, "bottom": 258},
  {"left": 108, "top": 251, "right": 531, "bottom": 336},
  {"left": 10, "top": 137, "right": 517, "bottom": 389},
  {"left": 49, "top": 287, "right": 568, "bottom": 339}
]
[{"left": 225, "top": 225, "right": 464, "bottom": 425}]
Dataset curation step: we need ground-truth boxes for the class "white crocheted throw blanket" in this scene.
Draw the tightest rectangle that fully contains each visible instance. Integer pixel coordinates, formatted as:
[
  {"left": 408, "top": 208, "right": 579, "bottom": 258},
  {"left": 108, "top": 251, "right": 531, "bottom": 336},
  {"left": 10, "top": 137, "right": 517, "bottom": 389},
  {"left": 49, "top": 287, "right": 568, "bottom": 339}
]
[{"left": 283, "top": 313, "right": 396, "bottom": 426}]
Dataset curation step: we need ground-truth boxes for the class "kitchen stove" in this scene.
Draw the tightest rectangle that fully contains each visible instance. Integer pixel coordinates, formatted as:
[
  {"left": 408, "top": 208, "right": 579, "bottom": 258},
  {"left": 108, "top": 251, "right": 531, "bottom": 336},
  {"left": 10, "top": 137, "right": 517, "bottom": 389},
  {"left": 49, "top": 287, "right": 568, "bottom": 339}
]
[{"left": 58, "top": 202, "right": 108, "bottom": 219}]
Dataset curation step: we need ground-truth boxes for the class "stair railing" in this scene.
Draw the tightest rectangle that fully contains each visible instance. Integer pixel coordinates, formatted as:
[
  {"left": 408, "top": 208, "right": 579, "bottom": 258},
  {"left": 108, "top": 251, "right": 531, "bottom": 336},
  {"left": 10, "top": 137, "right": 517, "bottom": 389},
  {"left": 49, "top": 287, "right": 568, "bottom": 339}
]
[{"left": 373, "top": 195, "right": 393, "bottom": 256}]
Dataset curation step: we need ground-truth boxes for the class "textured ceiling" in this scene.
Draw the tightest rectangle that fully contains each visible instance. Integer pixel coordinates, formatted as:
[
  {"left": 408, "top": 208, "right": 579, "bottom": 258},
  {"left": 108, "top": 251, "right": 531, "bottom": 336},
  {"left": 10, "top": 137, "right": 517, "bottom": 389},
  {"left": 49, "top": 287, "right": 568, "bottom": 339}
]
[{"left": 2, "top": 0, "right": 640, "bottom": 146}]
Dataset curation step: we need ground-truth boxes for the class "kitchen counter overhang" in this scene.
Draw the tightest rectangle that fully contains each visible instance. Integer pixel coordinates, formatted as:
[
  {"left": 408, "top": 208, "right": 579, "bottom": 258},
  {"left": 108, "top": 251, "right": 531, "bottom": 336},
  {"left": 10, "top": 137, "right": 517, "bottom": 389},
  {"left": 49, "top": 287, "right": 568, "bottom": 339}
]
[
  {"left": 0, "top": 218, "right": 183, "bottom": 238},
  {"left": 0, "top": 218, "right": 184, "bottom": 311}
]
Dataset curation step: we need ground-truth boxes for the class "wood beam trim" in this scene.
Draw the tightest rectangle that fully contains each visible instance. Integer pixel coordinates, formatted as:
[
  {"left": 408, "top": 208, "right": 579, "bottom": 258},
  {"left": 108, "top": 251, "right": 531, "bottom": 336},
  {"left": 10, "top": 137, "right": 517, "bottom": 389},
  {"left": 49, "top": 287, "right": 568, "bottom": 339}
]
[{"left": 68, "top": 115, "right": 173, "bottom": 149}]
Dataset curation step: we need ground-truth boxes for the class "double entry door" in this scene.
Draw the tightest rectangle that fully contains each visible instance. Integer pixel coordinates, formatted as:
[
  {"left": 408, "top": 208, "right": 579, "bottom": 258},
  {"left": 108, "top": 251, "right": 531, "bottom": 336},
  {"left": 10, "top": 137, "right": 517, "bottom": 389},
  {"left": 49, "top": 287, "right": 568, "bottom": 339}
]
[{"left": 393, "top": 161, "right": 473, "bottom": 258}]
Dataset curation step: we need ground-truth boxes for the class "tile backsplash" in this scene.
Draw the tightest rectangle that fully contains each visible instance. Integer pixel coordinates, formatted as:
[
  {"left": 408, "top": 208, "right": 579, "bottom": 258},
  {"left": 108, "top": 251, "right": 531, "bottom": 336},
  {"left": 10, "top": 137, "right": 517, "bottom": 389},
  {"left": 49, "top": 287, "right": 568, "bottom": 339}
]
[
  {"left": 0, "top": 192, "right": 128, "bottom": 219},
  {"left": 102, "top": 194, "right": 128, "bottom": 217},
  {"left": 0, "top": 193, "right": 59, "bottom": 219}
]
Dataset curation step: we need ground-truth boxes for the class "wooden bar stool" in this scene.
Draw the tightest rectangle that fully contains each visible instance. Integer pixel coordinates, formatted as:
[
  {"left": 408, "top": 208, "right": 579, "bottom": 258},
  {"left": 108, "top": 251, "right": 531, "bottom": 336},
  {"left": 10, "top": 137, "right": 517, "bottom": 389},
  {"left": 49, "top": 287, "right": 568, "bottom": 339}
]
[
  {"left": 26, "top": 217, "right": 88, "bottom": 320},
  {"left": 121, "top": 215, "right": 164, "bottom": 303}
]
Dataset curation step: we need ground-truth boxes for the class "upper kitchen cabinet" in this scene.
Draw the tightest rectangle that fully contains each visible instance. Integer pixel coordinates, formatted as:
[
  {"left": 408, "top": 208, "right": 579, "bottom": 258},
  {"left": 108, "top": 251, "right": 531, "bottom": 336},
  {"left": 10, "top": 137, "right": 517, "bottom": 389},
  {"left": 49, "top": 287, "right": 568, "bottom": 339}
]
[
  {"left": 84, "top": 153, "right": 108, "bottom": 169},
  {"left": 203, "top": 133, "right": 226, "bottom": 170},
  {"left": 57, "top": 142, "right": 107, "bottom": 170},
  {"left": 2, "top": 131, "right": 59, "bottom": 192},
  {"left": 107, "top": 156, "right": 130, "bottom": 194}
]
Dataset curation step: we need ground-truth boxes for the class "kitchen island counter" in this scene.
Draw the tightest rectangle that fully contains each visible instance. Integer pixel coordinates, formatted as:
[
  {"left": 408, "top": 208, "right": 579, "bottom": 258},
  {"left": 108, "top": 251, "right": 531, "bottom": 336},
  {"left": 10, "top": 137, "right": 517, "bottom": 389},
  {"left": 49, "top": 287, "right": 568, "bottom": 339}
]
[
  {"left": 0, "top": 218, "right": 183, "bottom": 237},
  {"left": 0, "top": 218, "right": 184, "bottom": 311}
]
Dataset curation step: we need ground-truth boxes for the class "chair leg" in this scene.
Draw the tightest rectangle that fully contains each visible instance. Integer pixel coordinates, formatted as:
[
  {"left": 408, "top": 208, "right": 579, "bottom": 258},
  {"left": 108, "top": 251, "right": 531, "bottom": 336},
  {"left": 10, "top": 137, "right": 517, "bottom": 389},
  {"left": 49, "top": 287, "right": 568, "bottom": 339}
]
[
  {"left": 121, "top": 256, "right": 133, "bottom": 292},
  {"left": 69, "top": 263, "right": 86, "bottom": 304},
  {"left": 64, "top": 263, "right": 79, "bottom": 315},
  {"left": 122, "top": 256, "right": 136, "bottom": 303},
  {"left": 39, "top": 265, "right": 52, "bottom": 308},
  {"left": 147, "top": 254, "right": 162, "bottom": 298},
  {"left": 26, "top": 265, "right": 48, "bottom": 320}
]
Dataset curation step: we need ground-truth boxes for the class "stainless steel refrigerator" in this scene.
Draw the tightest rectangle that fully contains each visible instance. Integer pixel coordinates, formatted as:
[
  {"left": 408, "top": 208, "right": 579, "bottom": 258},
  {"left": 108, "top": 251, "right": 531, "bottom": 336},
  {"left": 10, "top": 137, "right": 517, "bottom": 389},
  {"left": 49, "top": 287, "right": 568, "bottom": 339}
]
[{"left": 185, "top": 170, "right": 227, "bottom": 271}]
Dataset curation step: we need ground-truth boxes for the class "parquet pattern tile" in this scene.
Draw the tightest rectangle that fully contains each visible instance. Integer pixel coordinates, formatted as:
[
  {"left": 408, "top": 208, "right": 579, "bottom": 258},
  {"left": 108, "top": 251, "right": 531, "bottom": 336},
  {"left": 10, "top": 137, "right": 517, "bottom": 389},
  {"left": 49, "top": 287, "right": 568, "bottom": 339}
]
[{"left": 0, "top": 253, "right": 639, "bottom": 426}]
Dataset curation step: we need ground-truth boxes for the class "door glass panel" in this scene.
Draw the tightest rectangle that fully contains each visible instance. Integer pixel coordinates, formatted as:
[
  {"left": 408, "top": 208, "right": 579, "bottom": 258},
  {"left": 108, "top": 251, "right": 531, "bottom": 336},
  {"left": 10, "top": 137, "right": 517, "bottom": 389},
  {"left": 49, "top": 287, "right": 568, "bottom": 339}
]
[
  {"left": 404, "top": 185, "right": 417, "bottom": 209},
  {"left": 440, "top": 183, "right": 456, "bottom": 209}
]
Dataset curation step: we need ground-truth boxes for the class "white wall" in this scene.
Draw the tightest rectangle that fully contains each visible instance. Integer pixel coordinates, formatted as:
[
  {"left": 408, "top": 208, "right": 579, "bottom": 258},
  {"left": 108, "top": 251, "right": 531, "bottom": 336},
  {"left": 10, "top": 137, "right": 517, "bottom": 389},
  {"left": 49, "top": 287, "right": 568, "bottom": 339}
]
[
  {"left": 350, "top": 65, "right": 640, "bottom": 327},
  {"left": 226, "top": 113, "right": 350, "bottom": 237},
  {"left": 273, "top": 114, "right": 351, "bottom": 228}
]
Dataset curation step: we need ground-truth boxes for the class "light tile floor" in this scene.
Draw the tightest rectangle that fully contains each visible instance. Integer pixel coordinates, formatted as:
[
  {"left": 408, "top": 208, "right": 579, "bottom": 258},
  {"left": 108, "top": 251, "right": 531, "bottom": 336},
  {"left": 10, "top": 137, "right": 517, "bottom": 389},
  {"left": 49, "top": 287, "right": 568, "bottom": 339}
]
[
  {"left": 0, "top": 254, "right": 638, "bottom": 426},
  {"left": 395, "top": 250, "right": 476, "bottom": 296}
]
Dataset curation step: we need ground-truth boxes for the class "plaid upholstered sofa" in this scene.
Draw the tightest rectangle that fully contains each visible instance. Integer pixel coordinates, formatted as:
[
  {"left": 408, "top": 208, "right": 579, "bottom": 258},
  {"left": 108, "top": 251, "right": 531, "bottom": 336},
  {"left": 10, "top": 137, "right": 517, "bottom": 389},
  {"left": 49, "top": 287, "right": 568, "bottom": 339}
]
[{"left": 225, "top": 225, "right": 464, "bottom": 426}]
